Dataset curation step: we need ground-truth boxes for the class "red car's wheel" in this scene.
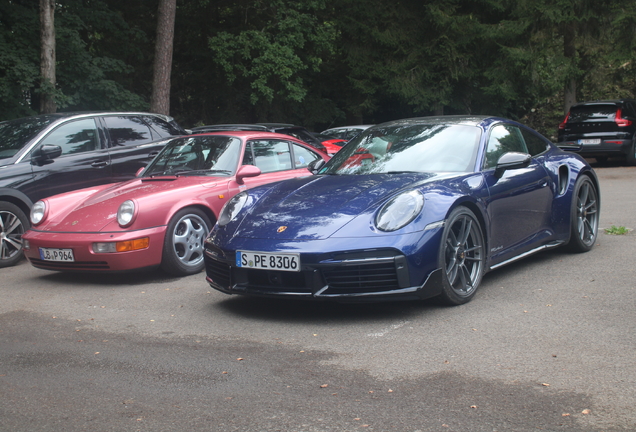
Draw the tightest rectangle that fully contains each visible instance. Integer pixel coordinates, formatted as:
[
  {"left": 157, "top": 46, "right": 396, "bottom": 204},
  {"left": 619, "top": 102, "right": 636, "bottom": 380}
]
[{"left": 161, "top": 207, "right": 212, "bottom": 275}]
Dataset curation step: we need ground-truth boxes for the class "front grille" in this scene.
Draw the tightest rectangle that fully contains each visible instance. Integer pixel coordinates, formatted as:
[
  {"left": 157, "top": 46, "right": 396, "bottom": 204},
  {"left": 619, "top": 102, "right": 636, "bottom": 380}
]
[
  {"left": 204, "top": 253, "right": 232, "bottom": 289},
  {"left": 204, "top": 246, "right": 410, "bottom": 298},
  {"left": 323, "top": 262, "right": 400, "bottom": 294},
  {"left": 245, "top": 269, "right": 310, "bottom": 294},
  {"left": 29, "top": 258, "right": 110, "bottom": 270}
]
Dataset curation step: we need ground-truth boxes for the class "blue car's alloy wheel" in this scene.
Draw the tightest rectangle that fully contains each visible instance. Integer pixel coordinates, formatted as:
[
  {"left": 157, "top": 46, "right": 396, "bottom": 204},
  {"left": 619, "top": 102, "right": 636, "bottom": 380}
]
[
  {"left": 438, "top": 207, "right": 485, "bottom": 305},
  {"left": 568, "top": 175, "right": 599, "bottom": 252}
]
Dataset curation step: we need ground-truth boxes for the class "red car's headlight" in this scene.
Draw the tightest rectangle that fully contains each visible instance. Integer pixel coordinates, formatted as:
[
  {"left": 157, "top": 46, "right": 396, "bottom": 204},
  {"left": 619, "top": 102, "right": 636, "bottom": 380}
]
[{"left": 30, "top": 201, "right": 47, "bottom": 225}]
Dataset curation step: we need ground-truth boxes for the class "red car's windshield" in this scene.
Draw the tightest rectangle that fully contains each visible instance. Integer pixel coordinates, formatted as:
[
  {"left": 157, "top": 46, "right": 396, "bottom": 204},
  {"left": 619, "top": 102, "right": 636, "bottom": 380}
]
[{"left": 144, "top": 135, "right": 242, "bottom": 177}]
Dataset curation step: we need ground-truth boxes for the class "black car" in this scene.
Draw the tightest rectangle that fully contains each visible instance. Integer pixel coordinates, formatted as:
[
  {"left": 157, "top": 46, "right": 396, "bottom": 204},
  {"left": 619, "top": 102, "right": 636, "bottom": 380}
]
[
  {"left": 190, "top": 123, "right": 327, "bottom": 152},
  {"left": 0, "top": 112, "right": 186, "bottom": 267},
  {"left": 321, "top": 125, "right": 374, "bottom": 141},
  {"left": 557, "top": 99, "right": 636, "bottom": 164}
]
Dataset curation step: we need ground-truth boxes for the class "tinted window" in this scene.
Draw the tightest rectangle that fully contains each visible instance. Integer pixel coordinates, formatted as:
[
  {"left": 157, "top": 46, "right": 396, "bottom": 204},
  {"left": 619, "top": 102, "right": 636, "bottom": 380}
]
[
  {"left": 143, "top": 115, "right": 184, "bottom": 136},
  {"left": 484, "top": 125, "right": 528, "bottom": 169},
  {"left": 520, "top": 128, "right": 549, "bottom": 156},
  {"left": 569, "top": 105, "right": 617, "bottom": 122},
  {"left": 41, "top": 118, "right": 99, "bottom": 156},
  {"left": 103, "top": 116, "right": 153, "bottom": 146},
  {"left": 0, "top": 116, "right": 58, "bottom": 160}
]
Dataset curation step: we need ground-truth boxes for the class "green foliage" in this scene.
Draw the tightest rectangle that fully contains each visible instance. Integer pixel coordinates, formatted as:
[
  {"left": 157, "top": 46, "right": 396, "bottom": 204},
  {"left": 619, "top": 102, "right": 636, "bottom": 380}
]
[
  {"left": 208, "top": 0, "right": 337, "bottom": 107},
  {"left": 0, "top": 1, "right": 41, "bottom": 119},
  {"left": 1, "top": 0, "right": 636, "bottom": 132},
  {"left": 605, "top": 225, "right": 630, "bottom": 235}
]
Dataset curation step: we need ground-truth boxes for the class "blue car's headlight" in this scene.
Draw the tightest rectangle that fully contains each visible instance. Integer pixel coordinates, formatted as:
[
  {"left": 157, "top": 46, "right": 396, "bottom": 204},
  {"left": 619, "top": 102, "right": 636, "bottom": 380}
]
[
  {"left": 375, "top": 190, "right": 424, "bottom": 232},
  {"left": 218, "top": 192, "right": 249, "bottom": 227}
]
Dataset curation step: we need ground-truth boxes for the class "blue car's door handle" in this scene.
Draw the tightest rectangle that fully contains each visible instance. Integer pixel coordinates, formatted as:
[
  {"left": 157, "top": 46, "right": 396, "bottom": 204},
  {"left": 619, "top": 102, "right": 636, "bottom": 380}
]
[{"left": 91, "top": 160, "right": 110, "bottom": 168}]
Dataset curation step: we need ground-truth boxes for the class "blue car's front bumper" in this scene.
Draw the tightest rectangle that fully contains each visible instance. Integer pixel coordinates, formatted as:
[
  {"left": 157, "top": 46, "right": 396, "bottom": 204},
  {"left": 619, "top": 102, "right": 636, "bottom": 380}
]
[{"left": 203, "top": 228, "right": 445, "bottom": 302}]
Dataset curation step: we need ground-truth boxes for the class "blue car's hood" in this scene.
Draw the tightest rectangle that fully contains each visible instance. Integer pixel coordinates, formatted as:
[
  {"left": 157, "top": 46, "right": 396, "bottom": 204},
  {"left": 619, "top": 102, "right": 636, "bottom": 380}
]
[{"left": 235, "top": 173, "right": 457, "bottom": 240}]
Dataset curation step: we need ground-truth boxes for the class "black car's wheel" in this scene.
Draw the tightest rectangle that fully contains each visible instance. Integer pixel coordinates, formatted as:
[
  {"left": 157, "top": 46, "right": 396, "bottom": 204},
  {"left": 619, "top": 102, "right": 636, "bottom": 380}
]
[
  {"left": 626, "top": 140, "right": 636, "bottom": 166},
  {"left": 437, "top": 207, "right": 485, "bottom": 305},
  {"left": 161, "top": 207, "right": 212, "bottom": 275},
  {"left": 567, "top": 175, "right": 599, "bottom": 253},
  {"left": 0, "top": 202, "right": 28, "bottom": 268}
]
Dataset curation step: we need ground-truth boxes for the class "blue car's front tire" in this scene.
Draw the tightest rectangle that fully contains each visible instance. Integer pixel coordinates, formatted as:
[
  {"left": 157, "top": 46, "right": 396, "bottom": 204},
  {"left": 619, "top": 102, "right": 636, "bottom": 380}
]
[{"left": 437, "top": 206, "right": 485, "bottom": 305}]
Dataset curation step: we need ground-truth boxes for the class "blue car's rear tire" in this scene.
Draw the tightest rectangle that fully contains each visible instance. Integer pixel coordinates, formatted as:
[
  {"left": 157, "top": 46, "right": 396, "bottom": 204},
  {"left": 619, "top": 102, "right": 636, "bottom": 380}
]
[
  {"left": 567, "top": 175, "right": 599, "bottom": 253},
  {"left": 437, "top": 206, "right": 485, "bottom": 306}
]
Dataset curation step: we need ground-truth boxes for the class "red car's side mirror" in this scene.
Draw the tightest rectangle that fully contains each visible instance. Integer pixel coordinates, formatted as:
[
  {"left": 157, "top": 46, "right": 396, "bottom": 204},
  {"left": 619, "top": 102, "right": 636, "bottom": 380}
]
[{"left": 235, "top": 164, "right": 261, "bottom": 184}]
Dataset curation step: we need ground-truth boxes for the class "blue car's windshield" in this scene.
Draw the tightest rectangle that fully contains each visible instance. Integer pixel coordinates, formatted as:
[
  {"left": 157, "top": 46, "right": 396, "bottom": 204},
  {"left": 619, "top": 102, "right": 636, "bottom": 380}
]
[
  {"left": 321, "top": 123, "right": 481, "bottom": 175},
  {"left": 144, "top": 135, "right": 242, "bottom": 177}
]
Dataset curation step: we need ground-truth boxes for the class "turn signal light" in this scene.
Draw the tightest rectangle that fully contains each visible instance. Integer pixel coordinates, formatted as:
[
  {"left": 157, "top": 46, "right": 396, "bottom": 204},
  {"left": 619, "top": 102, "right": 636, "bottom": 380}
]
[{"left": 116, "top": 238, "right": 150, "bottom": 252}]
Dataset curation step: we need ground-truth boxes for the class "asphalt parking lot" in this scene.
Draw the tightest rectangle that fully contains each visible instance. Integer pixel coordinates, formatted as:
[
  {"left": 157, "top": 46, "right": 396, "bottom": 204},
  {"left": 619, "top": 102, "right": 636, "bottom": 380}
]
[{"left": 1, "top": 165, "right": 635, "bottom": 432}]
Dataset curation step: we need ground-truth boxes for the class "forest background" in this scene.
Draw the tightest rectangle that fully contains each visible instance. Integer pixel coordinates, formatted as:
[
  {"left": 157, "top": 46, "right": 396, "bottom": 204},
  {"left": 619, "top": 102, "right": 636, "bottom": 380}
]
[{"left": 1, "top": 0, "right": 635, "bottom": 140}]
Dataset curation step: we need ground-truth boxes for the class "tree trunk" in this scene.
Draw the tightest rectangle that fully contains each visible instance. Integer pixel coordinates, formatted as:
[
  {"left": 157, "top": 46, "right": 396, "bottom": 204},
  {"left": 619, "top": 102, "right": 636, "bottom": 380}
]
[
  {"left": 39, "top": 0, "right": 56, "bottom": 114},
  {"left": 563, "top": 22, "right": 577, "bottom": 114},
  {"left": 150, "top": 0, "right": 177, "bottom": 115}
]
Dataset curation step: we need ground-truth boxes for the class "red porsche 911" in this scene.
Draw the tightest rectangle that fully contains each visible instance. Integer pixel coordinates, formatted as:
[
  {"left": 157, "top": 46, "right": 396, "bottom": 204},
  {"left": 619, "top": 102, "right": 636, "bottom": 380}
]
[{"left": 22, "top": 131, "right": 328, "bottom": 275}]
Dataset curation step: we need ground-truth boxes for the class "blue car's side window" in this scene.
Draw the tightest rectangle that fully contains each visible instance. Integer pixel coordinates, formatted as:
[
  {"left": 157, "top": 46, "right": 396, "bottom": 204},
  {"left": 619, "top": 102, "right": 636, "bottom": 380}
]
[
  {"left": 520, "top": 128, "right": 549, "bottom": 156},
  {"left": 484, "top": 125, "right": 528, "bottom": 169}
]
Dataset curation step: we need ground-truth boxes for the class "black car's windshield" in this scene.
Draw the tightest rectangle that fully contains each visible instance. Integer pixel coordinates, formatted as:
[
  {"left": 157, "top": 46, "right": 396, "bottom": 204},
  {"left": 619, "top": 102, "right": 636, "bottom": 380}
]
[
  {"left": 0, "top": 116, "right": 58, "bottom": 160},
  {"left": 320, "top": 123, "right": 481, "bottom": 175},
  {"left": 144, "top": 135, "right": 242, "bottom": 177}
]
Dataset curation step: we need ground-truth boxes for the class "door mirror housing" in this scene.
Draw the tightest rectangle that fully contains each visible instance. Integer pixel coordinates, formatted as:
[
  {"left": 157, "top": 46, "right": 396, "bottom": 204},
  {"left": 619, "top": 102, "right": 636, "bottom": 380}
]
[
  {"left": 235, "top": 164, "right": 261, "bottom": 184},
  {"left": 31, "top": 144, "right": 62, "bottom": 165},
  {"left": 494, "top": 152, "right": 532, "bottom": 178},
  {"left": 308, "top": 158, "right": 326, "bottom": 174}
]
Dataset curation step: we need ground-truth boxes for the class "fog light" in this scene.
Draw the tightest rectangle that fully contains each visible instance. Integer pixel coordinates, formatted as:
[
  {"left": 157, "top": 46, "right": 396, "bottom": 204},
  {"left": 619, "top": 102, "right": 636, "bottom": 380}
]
[
  {"left": 93, "top": 242, "right": 117, "bottom": 253},
  {"left": 23, "top": 239, "right": 30, "bottom": 251}
]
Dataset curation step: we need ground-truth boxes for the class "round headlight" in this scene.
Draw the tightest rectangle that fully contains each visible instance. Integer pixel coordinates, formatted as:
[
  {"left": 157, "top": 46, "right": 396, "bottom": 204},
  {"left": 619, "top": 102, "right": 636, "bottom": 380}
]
[
  {"left": 218, "top": 192, "right": 248, "bottom": 227},
  {"left": 117, "top": 200, "right": 136, "bottom": 226},
  {"left": 30, "top": 201, "right": 47, "bottom": 225},
  {"left": 375, "top": 190, "right": 424, "bottom": 232}
]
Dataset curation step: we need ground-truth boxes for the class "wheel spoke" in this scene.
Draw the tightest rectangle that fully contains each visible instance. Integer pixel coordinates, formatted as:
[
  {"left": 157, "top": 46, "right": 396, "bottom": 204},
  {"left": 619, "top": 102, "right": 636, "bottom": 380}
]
[
  {"left": 457, "top": 263, "right": 470, "bottom": 291},
  {"left": 458, "top": 217, "right": 472, "bottom": 245},
  {"left": 579, "top": 183, "right": 589, "bottom": 206}
]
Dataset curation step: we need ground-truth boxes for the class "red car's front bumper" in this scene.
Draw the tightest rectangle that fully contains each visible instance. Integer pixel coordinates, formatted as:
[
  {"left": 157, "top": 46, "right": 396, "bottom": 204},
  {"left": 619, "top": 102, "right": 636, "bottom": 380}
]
[{"left": 22, "top": 226, "right": 167, "bottom": 272}]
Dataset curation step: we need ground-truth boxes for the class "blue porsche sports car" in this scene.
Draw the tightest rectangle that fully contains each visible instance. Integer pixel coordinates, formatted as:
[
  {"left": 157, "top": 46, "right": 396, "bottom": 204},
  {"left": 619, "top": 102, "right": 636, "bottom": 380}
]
[{"left": 203, "top": 116, "right": 600, "bottom": 305}]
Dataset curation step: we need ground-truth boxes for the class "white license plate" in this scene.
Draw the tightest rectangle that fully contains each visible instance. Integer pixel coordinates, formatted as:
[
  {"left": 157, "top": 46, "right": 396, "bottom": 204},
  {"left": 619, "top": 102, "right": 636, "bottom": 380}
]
[
  {"left": 579, "top": 139, "right": 601, "bottom": 145},
  {"left": 39, "top": 247, "right": 75, "bottom": 262},
  {"left": 236, "top": 251, "right": 300, "bottom": 272}
]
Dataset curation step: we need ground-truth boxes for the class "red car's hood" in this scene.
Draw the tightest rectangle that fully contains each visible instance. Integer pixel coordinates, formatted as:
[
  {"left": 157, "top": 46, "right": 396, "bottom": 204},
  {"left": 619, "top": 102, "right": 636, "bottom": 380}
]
[{"left": 39, "top": 176, "right": 223, "bottom": 232}]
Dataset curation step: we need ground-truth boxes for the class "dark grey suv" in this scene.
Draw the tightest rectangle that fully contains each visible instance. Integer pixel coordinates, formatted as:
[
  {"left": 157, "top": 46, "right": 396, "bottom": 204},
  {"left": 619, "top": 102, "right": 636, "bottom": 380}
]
[
  {"left": 0, "top": 112, "right": 186, "bottom": 267},
  {"left": 557, "top": 99, "right": 636, "bottom": 164}
]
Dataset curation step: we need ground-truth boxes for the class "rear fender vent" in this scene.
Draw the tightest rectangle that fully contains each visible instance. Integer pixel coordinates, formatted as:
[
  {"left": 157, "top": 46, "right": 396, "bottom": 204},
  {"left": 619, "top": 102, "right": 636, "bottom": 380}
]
[{"left": 558, "top": 165, "right": 570, "bottom": 196}]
